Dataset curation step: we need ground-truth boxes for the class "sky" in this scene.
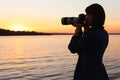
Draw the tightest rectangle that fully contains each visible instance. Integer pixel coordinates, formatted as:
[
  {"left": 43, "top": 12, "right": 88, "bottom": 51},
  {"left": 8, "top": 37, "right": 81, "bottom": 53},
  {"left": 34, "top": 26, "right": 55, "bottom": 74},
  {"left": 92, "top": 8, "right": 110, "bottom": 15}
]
[{"left": 0, "top": 0, "right": 120, "bottom": 33}]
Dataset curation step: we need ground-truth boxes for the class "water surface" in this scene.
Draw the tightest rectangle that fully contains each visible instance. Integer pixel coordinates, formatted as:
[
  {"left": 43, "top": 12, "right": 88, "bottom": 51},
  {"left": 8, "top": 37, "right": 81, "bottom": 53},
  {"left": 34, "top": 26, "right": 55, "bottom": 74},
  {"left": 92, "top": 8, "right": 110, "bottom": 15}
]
[{"left": 0, "top": 35, "right": 120, "bottom": 80}]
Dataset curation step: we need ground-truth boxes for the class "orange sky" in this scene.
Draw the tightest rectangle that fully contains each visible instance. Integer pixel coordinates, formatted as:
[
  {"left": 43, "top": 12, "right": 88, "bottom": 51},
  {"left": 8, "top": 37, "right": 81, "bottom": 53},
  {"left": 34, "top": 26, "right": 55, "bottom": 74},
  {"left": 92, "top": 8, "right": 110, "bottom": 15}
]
[{"left": 0, "top": 0, "right": 119, "bottom": 33}]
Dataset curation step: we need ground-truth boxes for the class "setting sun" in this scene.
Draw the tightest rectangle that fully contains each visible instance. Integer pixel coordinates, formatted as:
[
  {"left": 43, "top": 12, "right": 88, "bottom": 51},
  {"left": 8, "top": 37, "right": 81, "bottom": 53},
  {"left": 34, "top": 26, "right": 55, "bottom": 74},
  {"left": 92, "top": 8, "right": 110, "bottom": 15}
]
[
  {"left": 9, "top": 23, "right": 30, "bottom": 31},
  {"left": 11, "top": 27, "right": 26, "bottom": 31}
]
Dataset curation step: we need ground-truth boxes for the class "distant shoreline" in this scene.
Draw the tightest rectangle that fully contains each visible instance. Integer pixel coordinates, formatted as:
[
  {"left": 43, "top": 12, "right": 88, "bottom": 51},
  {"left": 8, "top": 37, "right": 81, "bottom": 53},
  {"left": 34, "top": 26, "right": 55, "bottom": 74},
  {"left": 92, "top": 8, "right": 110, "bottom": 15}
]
[
  {"left": 0, "top": 28, "right": 120, "bottom": 36},
  {"left": 109, "top": 33, "right": 120, "bottom": 35},
  {"left": 0, "top": 33, "right": 119, "bottom": 36},
  {"left": 0, "top": 28, "right": 51, "bottom": 36},
  {"left": 0, "top": 28, "right": 73, "bottom": 36}
]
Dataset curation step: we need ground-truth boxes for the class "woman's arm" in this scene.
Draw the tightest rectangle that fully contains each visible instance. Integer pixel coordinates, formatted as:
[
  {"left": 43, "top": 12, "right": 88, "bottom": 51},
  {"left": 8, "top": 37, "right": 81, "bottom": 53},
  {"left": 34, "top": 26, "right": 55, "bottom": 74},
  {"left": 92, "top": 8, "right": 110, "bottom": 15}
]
[{"left": 68, "top": 30, "right": 97, "bottom": 54}]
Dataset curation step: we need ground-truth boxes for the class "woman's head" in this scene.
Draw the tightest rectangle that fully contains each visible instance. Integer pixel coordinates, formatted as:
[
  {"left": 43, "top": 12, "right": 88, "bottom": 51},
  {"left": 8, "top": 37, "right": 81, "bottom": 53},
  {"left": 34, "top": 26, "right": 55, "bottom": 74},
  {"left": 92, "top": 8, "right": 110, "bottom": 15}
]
[{"left": 85, "top": 3, "right": 105, "bottom": 27}]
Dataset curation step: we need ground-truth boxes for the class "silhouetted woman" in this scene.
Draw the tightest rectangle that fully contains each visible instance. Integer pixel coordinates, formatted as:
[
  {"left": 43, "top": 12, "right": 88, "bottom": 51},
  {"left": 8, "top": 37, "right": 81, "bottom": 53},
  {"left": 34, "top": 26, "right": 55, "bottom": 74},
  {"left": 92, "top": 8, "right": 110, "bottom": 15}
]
[{"left": 68, "top": 3, "right": 109, "bottom": 80}]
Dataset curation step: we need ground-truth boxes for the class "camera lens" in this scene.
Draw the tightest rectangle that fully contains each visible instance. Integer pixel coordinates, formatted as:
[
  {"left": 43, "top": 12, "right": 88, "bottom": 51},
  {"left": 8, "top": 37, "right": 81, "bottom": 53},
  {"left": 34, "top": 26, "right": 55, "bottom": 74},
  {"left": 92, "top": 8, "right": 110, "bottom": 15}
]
[
  {"left": 61, "top": 14, "right": 86, "bottom": 26},
  {"left": 61, "top": 17, "right": 71, "bottom": 25}
]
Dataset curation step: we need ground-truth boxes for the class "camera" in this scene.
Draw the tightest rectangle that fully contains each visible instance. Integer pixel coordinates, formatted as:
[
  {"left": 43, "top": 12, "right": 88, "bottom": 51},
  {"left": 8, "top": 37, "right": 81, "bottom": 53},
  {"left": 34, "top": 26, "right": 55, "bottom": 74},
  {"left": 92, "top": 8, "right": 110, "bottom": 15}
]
[{"left": 61, "top": 14, "right": 86, "bottom": 26}]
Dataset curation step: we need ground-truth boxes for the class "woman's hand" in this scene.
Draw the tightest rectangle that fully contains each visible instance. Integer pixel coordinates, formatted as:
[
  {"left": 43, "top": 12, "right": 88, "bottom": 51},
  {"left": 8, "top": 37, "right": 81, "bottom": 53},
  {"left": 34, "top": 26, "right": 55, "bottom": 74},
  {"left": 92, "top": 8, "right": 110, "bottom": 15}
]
[
  {"left": 84, "top": 25, "right": 90, "bottom": 33},
  {"left": 72, "top": 23, "right": 83, "bottom": 36}
]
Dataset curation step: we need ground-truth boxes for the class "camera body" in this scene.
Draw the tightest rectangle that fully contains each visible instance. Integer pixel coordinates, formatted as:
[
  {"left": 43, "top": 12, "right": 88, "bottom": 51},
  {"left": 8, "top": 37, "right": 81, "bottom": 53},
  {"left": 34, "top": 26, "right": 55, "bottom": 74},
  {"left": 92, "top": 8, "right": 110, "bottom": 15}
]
[{"left": 61, "top": 14, "right": 86, "bottom": 26}]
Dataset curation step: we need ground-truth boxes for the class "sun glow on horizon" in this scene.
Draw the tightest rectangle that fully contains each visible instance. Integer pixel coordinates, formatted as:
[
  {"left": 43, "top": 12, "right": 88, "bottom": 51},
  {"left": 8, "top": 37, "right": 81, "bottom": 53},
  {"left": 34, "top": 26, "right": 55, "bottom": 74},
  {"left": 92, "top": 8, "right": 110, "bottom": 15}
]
[{"left": 9, "top": 23, "right": 31, "bottom": 31}]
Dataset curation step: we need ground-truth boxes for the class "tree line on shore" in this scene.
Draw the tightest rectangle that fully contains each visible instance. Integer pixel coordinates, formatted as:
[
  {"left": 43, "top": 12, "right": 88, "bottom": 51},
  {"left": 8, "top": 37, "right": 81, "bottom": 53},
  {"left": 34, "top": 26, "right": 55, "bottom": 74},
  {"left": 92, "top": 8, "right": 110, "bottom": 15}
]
[
  {"left": 0, "top": 28, "right": 51, "bottom": 36},
  {"left": 0, "top": 28, "right": 74, "bottom": 36}
]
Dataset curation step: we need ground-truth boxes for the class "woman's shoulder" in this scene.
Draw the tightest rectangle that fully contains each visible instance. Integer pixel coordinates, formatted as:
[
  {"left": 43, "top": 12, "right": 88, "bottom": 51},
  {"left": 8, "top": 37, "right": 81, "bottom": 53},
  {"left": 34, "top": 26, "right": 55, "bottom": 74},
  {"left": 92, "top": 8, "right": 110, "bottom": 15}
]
[{"left": 84, "top": 29, "right": 108, "bottom": 39}]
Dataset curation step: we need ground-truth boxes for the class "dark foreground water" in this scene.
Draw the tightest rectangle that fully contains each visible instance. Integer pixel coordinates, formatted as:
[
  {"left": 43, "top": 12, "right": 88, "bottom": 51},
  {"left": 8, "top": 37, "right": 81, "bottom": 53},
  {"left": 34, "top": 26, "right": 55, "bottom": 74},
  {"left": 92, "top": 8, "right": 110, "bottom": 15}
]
[{"left": 0, "top": 35, "right": 120, "bottom": 80}]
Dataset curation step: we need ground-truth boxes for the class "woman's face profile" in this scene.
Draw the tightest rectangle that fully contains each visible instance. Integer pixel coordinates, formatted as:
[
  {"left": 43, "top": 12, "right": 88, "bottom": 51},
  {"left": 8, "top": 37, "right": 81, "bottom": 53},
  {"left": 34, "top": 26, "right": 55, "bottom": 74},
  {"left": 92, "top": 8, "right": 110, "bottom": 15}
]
[{"left": 86, "top": 13, "right": 92, "bottom": 26}]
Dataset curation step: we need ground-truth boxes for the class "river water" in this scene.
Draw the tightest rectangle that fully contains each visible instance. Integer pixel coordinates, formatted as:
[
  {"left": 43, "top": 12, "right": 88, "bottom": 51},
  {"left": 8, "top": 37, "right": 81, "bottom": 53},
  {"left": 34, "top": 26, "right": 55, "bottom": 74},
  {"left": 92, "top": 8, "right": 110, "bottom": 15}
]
[{"left": 0, "top": 35, "right": 120, "bottom": 80}]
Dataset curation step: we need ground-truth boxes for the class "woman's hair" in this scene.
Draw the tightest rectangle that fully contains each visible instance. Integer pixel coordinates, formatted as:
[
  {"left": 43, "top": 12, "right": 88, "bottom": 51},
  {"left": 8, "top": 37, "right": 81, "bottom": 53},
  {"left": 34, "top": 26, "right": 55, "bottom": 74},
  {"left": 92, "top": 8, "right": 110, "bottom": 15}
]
[{"left": 85, "top": 3, "right": 105, "bottom": 27}]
